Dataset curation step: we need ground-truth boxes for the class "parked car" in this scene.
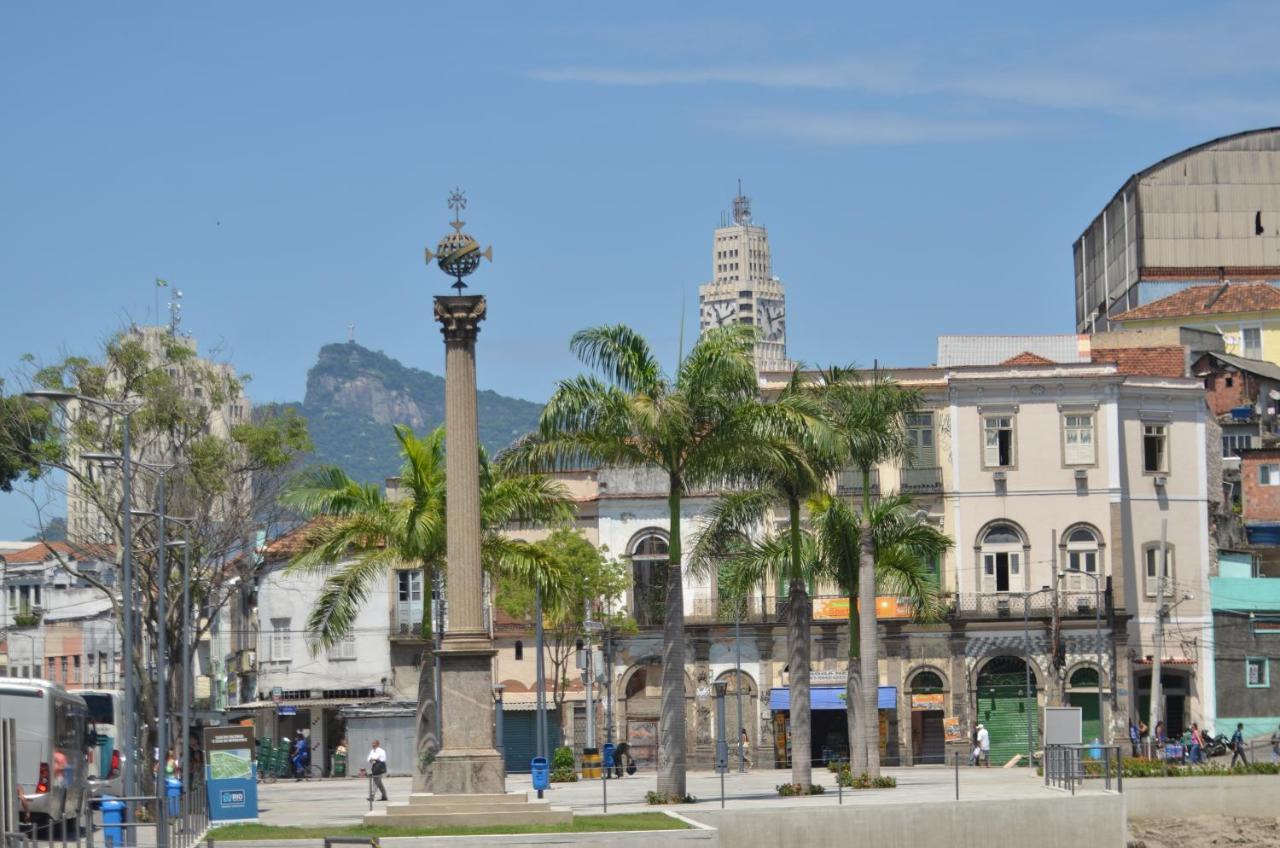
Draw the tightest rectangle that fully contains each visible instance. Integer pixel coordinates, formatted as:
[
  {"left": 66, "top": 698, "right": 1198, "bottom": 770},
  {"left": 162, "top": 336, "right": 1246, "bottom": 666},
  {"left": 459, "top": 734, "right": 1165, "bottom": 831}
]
[
  {"left": 71, "top": 688, "right": 125, "bottom": 798},
  {"left": 0, "top": 678, "right": 93, "bottom": 830}
]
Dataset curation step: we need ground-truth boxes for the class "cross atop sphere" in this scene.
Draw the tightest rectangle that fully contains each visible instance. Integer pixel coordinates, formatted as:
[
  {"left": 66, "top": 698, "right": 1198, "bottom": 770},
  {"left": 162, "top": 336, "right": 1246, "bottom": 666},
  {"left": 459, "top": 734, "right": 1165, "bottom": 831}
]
[{"left": 425, "top": 188, "right": 492, "bottom": 292}]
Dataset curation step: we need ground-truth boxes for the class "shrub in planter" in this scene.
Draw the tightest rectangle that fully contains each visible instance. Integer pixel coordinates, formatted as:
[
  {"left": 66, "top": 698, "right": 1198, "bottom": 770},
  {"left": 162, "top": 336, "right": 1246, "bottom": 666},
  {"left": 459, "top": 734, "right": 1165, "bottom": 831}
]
[
  {"left": 826, "top": 760, "right": 847, "bottom": 773},
  {"left": 550, "top": 766, "right": 578, "bottom": 783},
  {"left": 837, "top": 770, "right": 896, "bottom": 789},
  {"left": 776, "top": 782, "right": 825, "bottom": 796},
  {"left": 552, "top": 746, "right": 575, "bottom": 770},
  {"left": 646, "top": 791, "right": 697, "bottom": 804}
]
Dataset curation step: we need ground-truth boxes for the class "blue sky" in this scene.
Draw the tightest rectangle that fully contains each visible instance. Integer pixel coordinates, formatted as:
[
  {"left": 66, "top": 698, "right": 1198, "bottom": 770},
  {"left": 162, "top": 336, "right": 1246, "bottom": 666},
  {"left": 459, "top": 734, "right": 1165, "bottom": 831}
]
[{"left": 2, "top": 1, "right": 1278, "bottom": 536}]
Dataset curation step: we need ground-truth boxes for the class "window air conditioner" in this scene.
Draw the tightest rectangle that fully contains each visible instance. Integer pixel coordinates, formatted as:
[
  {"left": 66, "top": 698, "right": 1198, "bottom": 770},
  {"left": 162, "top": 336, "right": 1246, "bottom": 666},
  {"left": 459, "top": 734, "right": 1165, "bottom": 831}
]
[
  {"left": 1074, "top": 469, "right": 1088, "bottom": 481},
  {"left": 1154, "top": 476, "right": 1168, "bottom": 487},
  {"left": 993, "top": 471, "right": 1008, "bottom": 481}
]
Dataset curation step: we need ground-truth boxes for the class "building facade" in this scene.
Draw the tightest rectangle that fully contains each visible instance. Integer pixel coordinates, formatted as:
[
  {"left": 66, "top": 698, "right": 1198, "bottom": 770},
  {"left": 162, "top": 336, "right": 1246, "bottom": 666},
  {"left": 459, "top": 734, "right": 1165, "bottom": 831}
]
[
  {"left": 1074, "top": 127, "right": 1280, "bottom": 333},
  {"left": 697, "top": 188, "right": 788, "bottom": 370}
]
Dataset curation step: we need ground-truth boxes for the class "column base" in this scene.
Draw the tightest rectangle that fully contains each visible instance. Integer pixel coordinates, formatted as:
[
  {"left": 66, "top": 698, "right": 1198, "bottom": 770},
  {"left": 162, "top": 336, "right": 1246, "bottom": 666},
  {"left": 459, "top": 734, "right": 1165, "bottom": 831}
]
[{"left": 429, "top": 748, "right": 505, "bottom": 795}]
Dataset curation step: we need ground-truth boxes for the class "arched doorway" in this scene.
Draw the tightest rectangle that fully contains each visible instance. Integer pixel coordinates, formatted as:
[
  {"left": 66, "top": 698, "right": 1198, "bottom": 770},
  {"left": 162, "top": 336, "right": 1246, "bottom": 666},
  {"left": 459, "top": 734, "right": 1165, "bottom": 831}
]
[
  {"left": 1067, "top": 665, "right": 1103, "bottom": 743},
  {"left": 976, "top": 656, "right": 1037, "bottom": 766},
  {"left": 909, "top": 669, "right": 947, "bottom": 764},
  {"left": 715, "top": 670, "right": 759, "bottom": 768},
  {"left": 620, "top": 659, "right": 662, "bottom": 767}
]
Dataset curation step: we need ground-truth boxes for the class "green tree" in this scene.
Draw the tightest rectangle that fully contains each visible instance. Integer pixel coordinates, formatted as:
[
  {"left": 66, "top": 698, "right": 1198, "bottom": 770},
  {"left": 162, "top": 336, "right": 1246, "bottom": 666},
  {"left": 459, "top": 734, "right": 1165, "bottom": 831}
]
[
  {"left": 12, "top": 327, "right": 311, "bottom": 787},
  {"left": 689, "top": 368, "right": 837, "bottom": 788},
  {"left": 822, "top": 368, "right": 924, "bottom": 776},
  {"left": 0, "top": 383, "right": 54, "bottom": 492},
  {"left": 502, "top": 324, "right": 768, "bottom": 799},
  {"left": 282, "top": 424, "right": 573, "bottom": 790},
  {"left": 495, "top": 529, "right": 633, "bottom": 709}
]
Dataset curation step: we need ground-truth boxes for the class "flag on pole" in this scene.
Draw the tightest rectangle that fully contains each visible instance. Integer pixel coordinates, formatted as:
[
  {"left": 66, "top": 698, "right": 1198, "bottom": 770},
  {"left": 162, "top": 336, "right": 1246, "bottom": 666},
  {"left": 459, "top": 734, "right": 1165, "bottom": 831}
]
[{"left": 156, "top": 278, "right": 168, "bottom": 288}]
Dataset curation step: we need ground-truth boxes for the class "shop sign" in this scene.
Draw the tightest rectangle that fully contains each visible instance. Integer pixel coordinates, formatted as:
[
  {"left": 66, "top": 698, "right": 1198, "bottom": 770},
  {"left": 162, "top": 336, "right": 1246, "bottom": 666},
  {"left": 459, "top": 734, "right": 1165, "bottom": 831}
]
[
  {"left": 813, "top": 597, "right": 912, "bottom": 621},
  {"left": 911, "top": 693, "right": 945, "bottom": 711},
  {"left": 943, "top": 717, "right": 964, "bottom": 743}
]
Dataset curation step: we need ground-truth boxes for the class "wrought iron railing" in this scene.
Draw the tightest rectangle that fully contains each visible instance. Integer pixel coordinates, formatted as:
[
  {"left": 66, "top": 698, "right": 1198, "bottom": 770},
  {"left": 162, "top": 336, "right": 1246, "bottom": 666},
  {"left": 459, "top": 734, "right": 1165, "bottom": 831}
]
[
  {"left": 951, "top": 592, "right": 1103, "bottom": 620},
  {"left": 836, "top": 468, "right": 879, "bottom": 497},
  {"left": 900, "top": 466, "right": 943, "bottom": 493}
]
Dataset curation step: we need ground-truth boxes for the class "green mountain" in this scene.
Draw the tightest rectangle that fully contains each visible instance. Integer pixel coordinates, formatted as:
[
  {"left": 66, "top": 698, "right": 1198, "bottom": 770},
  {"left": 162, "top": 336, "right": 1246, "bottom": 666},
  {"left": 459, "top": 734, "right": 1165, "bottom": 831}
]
[{"left": 275, "top": 342, "right": 544, "bottom": 484}]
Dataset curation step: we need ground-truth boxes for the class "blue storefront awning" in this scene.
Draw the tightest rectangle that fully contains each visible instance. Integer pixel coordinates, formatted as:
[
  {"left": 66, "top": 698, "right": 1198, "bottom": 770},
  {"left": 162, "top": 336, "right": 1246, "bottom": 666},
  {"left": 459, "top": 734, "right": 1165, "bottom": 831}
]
[{"left": 769, "top": 686, "right": 897, "bottom": 711}]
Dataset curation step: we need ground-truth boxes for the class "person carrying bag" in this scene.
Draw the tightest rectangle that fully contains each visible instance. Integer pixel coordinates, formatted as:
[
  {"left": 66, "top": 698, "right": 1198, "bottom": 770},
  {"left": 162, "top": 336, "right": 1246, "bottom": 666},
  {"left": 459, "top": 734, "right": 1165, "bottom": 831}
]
[{"left": 367, "top": 740, "right": 389, "bottom": 801}]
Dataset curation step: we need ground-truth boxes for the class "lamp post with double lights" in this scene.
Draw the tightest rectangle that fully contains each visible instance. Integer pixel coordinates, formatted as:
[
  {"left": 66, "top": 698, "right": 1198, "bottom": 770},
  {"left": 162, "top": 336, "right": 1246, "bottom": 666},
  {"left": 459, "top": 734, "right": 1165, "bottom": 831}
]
[{"left": 26, "top": 390, "right": 141, "bottom": 809}]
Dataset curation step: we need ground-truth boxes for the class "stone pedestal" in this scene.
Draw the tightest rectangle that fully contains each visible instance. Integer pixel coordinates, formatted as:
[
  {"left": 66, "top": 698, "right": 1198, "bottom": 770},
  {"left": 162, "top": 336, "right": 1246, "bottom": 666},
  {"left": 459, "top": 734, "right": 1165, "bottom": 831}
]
[
  {"left": 432, "top": 635, "right": 505, "bottom": 794},
  {"left": 364, "top": 793, "right": 571, "bottom": 828}
]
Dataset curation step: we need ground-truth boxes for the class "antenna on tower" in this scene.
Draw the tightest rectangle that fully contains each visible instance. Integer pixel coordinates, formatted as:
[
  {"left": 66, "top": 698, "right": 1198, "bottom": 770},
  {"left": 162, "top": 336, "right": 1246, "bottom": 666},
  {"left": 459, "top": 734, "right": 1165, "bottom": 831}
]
[
  {"left": 732, "top": 180, "right": 751, "bottom": 225},
  {"left": 168, "top": 289, "right": 184, "bottom": 335}
]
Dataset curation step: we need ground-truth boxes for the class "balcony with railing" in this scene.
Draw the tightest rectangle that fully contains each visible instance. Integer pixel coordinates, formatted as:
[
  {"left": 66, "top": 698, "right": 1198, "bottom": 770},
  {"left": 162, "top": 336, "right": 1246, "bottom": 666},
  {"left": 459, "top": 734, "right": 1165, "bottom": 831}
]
[
  {"left": 899, "top": 466, "right": 943, "bottom": 494},
  {"left": 687, "top": 595, "right": 773, "bottom": 624},
  {"left": 950, "top": 591, "right": 1103, "bottom": 620},
  {"left": 836, "top": 468, "right": 880, "bottom": 497}
]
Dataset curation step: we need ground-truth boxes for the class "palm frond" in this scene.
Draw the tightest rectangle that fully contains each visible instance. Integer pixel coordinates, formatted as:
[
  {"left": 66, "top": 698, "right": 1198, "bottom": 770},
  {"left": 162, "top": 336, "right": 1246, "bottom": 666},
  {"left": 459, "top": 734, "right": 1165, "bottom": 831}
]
[
  {"left": 305, "top": 548, "right": 404, "bottom": 650},
  {"left": 570, "top": 325, "right": 664, "bottom": 394}
]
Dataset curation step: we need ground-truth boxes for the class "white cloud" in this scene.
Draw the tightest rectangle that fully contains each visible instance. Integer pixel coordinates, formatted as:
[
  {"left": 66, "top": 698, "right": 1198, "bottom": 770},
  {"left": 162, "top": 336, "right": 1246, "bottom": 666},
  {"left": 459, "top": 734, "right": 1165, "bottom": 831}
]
[{"left": 710, "top": 109, "right": 1036, "bottom": 146}]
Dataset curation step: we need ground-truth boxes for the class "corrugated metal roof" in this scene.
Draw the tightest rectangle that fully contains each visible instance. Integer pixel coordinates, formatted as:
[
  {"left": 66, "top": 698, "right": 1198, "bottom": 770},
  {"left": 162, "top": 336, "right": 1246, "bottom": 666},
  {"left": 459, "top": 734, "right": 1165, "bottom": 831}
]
[
  {"left": 937, "top": 335, "right": 1089, "bottom": 367},
  {"left": 1207, "top": 351, "right": 1280, "bottom": 383}
]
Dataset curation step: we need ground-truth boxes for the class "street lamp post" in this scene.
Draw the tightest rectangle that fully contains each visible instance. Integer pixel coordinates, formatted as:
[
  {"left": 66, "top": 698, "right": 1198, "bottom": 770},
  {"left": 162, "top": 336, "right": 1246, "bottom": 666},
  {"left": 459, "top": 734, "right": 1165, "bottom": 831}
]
[
  {"left": 1061, "top": 569, "right": 1106, "bottom": 743},
  {"left": 26, "top": 391, "right": 139, "bottom": 815},
  {"left": 1023, "top": 587, "right": 1054, "bottom": 767}
]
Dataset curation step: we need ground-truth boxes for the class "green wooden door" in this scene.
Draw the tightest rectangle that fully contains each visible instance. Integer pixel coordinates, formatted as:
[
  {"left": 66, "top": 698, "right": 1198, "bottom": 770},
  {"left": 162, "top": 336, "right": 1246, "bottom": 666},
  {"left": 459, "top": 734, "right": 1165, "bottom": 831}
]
[
  {"left": 1069, "top": 693, "right": 1102, "bottom": 743},
  {"left": 978, "top": 666, "right": 1037, "bottom": 766}
]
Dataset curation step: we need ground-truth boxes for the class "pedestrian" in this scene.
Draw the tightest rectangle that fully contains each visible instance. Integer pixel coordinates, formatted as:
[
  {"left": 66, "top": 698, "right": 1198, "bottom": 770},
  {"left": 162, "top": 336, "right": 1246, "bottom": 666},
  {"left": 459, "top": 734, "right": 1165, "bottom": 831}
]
[
  {"left": 1270, "top": 724, "right": 1280, "bottom": 765},
  {"left": 1231, "top": 722, "right": 1249, "bottom": 768},
  {"left": 1129, "top": 721, "right": 1140, "bottom": 758},
  {"left": 1190, "top": 723, "right": 1204, "bottom": 765},
  {"left": 977, "top": 723, "right": 991, "bottom": 767},
  {"left": 1180, "top": 729, "right": 1192, "bottom": 764},
  {"left": 1138, "top": 720, "right": 1149, "bottom": 756},
  {"left": 292, "top": 730, "right": 311, "bottom": 781},
  {"left": 739, "top": 728, "right": 753, "bottom": 771},
  {"left": 367, "top": 739, "right": 388, "bottom": 801},
  {"left": 969, "top": 725, "right": 980, "bottom": 766}
]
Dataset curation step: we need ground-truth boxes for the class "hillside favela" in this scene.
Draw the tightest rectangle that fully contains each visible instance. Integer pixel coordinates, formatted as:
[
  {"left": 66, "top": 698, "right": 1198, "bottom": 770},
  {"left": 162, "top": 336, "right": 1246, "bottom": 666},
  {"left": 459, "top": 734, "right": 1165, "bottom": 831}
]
[{"left": 2, "top": 5, "right": 1280, "bottom": 848}]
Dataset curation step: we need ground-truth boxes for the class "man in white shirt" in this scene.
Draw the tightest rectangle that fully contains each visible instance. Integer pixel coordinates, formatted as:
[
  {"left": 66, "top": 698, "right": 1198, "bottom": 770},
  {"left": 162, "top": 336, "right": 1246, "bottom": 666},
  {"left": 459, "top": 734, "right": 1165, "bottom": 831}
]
[
  {"left": 367, "top": 740, "right": 388, "bottom": 801},
  {"left": 976, "top": 724, "right": 991, "bottom": 767}
]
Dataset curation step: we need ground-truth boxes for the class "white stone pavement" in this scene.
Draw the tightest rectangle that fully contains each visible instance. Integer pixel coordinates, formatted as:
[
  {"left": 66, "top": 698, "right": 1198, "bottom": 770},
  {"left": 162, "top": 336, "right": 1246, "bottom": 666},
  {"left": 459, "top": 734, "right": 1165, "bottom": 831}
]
[{"left": 255, "top": 766, "right": 1065, "bottom": 827}]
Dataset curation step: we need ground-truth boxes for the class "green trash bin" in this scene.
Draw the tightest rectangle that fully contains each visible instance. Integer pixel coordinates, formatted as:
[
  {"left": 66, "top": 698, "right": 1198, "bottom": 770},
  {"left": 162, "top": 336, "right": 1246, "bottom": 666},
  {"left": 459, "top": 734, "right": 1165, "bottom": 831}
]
[{"left": 333, "top": 752, "right": 347, "bottom": 777}]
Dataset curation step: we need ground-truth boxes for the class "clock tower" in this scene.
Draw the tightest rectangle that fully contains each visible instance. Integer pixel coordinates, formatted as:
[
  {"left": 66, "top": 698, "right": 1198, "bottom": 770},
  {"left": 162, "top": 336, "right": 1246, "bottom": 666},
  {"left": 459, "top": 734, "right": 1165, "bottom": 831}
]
[{"left": 697, "top": 183, "right": 788, "bottom": 371}]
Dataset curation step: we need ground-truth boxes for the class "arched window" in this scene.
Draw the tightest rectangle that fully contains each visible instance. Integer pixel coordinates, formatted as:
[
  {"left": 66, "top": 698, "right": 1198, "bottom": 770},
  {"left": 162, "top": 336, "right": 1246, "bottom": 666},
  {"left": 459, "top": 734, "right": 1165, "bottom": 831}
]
[
  {"left": 1065, "top": 527, "right": 1100, "bottom": 575},
  {"left": 1069, "top": 667, "right": 1099, "bottom": 689},
  {"left": 630, "top": 531, "right": 669, "bottom": 626},
  {"left": 980, "top": 522, "right": 1024, "bottom": 593},
  {"left": 911, "top": 670, "right": 945, "bottom": 692}
]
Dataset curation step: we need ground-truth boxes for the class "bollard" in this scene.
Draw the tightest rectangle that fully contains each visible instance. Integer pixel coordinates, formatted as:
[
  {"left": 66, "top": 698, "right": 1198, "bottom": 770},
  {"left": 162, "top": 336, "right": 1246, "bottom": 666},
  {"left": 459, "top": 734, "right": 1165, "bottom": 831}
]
[
  {"left": 101, "top": 797, "right": 125, "bottom": 848},
  {"left": 954, "top": 752, "right": 959, "bottom": 801}
]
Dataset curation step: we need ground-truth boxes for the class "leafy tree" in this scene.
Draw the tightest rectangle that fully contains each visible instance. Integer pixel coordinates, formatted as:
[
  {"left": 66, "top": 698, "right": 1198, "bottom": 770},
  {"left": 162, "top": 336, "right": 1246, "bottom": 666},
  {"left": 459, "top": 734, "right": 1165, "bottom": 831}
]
[
  {"left": 8, "top": 326, "right": 311, "bottom": 788},
  {"left": 818, "top": 366, "right": 937, "bottom": 775},
  {"left": 495, "top": 529, "right": 633, "bottom": 709},
  {"left": 503, "top": 324, "right": 769, "bottom": 799},
  {"left": 689, "top": 367, "right": 838, "bottom": 789},
  {"left": 0, "top": 383, "right": 53, "bottom": 492},
  {"left": 282, "top": 425, "right": 573, "bottom": 790}
]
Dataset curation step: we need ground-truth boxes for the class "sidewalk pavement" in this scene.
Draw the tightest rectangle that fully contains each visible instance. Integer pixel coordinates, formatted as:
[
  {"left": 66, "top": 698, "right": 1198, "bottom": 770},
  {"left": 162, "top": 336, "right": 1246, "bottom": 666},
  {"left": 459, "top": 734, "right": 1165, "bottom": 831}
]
[{"left": 256, "top": 765, "right": 1055, "bottom": 827}]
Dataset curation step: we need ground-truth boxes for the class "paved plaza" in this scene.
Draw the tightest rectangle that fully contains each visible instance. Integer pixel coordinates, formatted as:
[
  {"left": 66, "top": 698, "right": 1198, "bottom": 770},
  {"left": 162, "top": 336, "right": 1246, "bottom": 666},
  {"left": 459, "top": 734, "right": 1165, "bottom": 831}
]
[{"left": 255, "top": 766, "right": 1062, "bottom": 826}]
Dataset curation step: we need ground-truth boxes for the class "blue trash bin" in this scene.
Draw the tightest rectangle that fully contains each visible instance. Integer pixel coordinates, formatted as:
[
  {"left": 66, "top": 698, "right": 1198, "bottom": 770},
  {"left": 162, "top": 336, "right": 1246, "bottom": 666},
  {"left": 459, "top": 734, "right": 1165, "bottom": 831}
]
[
  {"left": 602, "top": 743, "right": 616, "bottom": 778},
  {"left": 166, "top": 777, "right": 182, "bottom": 817},
  {"left": 531, "top": 756, "right": 549, "bottom": 792},
  {"left": 101, "top": 796, "right": 125, "bottom": 847}
]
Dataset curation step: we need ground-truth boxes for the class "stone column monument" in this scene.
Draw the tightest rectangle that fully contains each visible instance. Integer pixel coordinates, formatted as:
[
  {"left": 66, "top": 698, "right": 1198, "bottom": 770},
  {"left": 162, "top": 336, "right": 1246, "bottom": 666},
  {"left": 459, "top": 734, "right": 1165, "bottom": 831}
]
[{"left": 366, "top": 190, "right": 568, "bottom": 826}]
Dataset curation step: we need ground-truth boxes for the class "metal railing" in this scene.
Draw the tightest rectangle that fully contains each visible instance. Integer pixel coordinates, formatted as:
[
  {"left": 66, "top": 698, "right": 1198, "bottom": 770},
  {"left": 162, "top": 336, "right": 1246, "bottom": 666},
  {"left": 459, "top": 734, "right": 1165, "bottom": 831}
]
[
  {"left": 5, "top": 786, "right": 209, "bottom": 848},
  {"left": 836, "top": 468, "right": 880, "bottom": 497},
  {"left": 687, "top": 596, "right": 772, "bottom": 623},
  {"left": 951, "top": 592, "right": 1103, "bottom": 620},
  {"left": 900, "top": 466, "right": 943, "bottom": 494},
  {"left": 1043, "top": 744, "right": 1124, "bottom": 795}
]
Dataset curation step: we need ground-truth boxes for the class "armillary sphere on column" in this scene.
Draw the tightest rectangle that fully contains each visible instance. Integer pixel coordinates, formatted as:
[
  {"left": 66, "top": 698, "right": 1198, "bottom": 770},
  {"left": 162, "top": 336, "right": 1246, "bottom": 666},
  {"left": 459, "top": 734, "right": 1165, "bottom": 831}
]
[{"left": 424, "top": 188, "right": 493, "bottom": 291}]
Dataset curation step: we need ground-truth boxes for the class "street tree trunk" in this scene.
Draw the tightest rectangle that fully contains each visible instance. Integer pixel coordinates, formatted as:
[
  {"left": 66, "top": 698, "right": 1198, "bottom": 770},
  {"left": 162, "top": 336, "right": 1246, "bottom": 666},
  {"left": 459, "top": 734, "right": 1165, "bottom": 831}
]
[
  {"left": 413, "top": 563, "right": 440, "bottom": 792},
  {"left": 858, "top": 493, "right": 881, "bottom": 777},
  {"left": 657, "top": 482, "right": 687, "bottom": 801},
  {"left": 787, "top": 497, "right": 812, "bottom": 788}
]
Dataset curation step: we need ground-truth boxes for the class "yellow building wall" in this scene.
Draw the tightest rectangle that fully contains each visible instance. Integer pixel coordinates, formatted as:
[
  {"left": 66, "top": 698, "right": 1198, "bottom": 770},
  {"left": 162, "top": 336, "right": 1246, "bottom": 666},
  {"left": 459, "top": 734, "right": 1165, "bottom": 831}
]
[{"left": 1117, "top": 311, "right": 1280, "bottom": 367}]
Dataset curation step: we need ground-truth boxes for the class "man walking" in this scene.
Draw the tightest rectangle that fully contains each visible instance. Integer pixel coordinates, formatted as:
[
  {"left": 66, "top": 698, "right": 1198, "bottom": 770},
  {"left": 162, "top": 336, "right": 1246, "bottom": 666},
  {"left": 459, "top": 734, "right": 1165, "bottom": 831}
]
[
  {"left": 1230, "top": 722, "right": 1249, "bottom": 768},
  {"left": 367, "top": 740, "right": 388, "bottom": 801},
  {"left": 976, "top": 723, "right": 991, "bottom": 767}
]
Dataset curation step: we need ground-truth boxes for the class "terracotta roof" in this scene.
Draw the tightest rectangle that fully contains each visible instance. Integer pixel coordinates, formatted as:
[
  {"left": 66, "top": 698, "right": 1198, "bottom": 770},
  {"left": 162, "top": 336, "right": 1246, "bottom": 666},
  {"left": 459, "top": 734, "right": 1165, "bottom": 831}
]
[
  {"left": 260, "top": 519, "right": 343, "bottom": 560},
  {"left": 1089, "top": 346, "right": 1186, "bottom": 377},
  {"left": 1, "top": 541, "right": 113, "bottom": 564},
  {"left": 1112, "top": 283, "right": 1280, "bottom": 322},
  {"left": 1000, "top": 351, "right": 1057, "bottom": 366}
]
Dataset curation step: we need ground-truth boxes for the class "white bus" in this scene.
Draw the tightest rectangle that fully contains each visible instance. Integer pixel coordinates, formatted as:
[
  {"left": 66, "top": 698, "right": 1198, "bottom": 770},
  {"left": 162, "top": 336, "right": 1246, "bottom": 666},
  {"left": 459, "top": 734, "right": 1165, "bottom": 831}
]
[
  {"left": 0, "top": 679, "right": 92, "bottom": 829},
  {"left": 72, "top": 688, "right": 125, "bottom": 798}
]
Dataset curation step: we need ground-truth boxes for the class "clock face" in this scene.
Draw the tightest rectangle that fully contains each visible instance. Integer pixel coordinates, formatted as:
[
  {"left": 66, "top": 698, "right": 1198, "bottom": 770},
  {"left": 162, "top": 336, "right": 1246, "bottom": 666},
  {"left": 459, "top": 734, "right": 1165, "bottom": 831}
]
[
  {"left": 701, "top": 300, "right": 737, "bottom": 329},
  {"left": 758, "top": 299, "right": 785, "bottom": 342}
]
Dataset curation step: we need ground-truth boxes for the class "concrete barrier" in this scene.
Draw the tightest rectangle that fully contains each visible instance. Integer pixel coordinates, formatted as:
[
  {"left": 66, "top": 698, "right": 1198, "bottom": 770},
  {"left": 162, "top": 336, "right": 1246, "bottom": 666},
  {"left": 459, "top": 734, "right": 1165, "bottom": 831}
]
[
  {"left": 685, "top": 794, "right": 1125, "bottom": 848},
  {"left": 1125, "top": 775, "right": 1280, "bottom": 820}
]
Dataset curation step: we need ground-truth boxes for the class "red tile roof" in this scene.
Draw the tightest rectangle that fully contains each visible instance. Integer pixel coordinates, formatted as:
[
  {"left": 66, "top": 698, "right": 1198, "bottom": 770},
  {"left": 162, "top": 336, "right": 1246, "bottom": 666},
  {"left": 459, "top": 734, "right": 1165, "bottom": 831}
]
[
  {"left": 1112, "top": 283, "right": 1280, "bottom": 322},
  {"left": 1090, "top": 347, "right": 1186, "bottom": 377},
  {"left": 1000, "top": 351, "right": 1057, "bottom": 366},
  {"left": 1, "top": 541, "right": 113, "bottom": 564}
]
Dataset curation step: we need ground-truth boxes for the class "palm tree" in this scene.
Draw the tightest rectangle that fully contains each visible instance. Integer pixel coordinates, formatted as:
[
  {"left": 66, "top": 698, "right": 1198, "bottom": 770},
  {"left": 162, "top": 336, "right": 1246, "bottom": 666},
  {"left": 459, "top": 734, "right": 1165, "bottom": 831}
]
[
  {"left": 689, "top": 369, "right": 837, "bottom": 788},
  {"left": 821, "top": 368, "right": 924, "bottom": 776},
  {"left": 810, "top": 493, "right": 950, "bottom": 772},
  {"left": 282, "top": 424, "right": 573, "bottom": 790},
  {"left": 502, "top": 324, "right": 766, "bottom": 800}
]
